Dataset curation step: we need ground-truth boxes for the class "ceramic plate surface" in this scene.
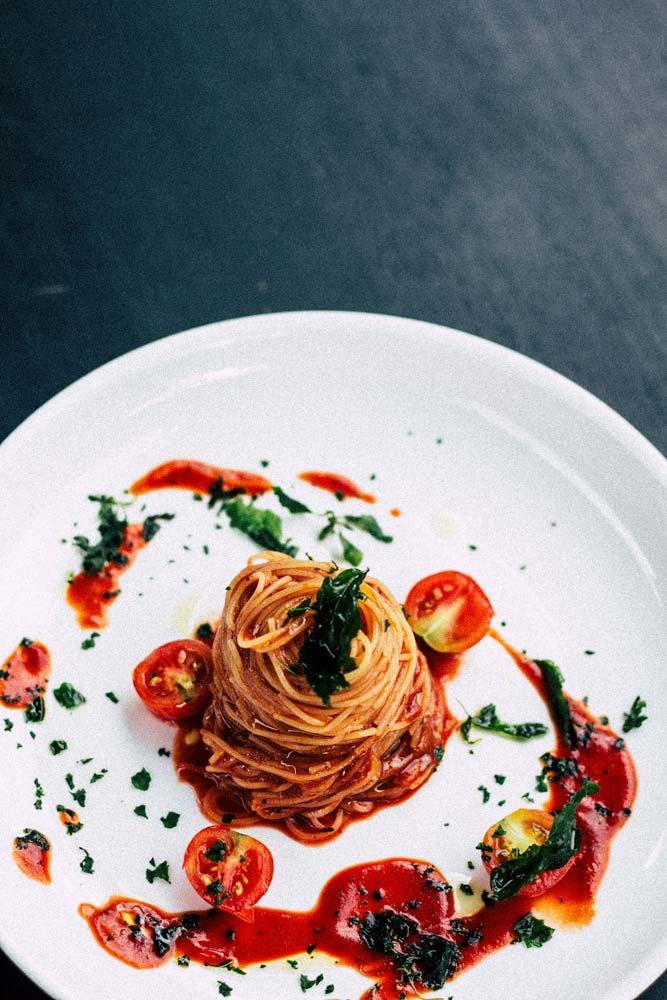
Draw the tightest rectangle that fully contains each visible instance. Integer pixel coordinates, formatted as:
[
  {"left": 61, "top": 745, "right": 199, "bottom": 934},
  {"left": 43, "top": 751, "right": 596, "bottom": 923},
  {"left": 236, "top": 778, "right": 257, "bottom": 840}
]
[{"left": 1, "top": 311, "right": 666, "bottom": 1000}]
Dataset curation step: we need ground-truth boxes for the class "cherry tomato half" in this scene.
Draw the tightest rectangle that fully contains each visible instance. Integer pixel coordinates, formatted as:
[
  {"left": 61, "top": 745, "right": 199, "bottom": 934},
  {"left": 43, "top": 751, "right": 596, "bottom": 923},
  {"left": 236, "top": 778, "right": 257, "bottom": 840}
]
[
  {"left": 81, "top": 899, "right": 179, "bottom": 968},
  {"left": 0, "top": 639, "right": 51, "bottom": 710},
  {"left": 183, "top": 825, "right": 274, "bottom": 921},
  {"left": 132, "top": 639, "right": 212, "bottom": 721},
  {"left": 404, "top": 571, "right": 493, "bottom": 653},
  {"left": 481, "top": 807, "right": 575, "bottom": 897}
]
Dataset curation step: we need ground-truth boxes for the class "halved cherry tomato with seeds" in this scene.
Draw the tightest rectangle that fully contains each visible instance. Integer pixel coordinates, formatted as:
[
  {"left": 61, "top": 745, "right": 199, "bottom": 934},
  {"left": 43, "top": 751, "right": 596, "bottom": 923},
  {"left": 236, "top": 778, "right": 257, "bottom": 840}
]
[
  {"left": 79, "top": 899, "right": 180, "bottom": 968},
  {"left": 405, "top": 570, "right": 493, "bottom": 653},
  {"left": 132, "top": 639, "right": 212, "bottom": 721},
  {"left": 183, "top": 825, "right": 273, "bottom": 921},
  {"left": 480, "top": 807, "right": 575, "bottom": 897}
]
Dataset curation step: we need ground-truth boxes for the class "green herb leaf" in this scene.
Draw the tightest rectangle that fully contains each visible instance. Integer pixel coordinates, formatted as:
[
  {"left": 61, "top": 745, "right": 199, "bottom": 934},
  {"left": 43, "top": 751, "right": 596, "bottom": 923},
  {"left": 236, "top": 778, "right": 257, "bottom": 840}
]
[
  {"left": 489, "top": 780, "right": 599, "bottom": 900},
  {"left": 204, "top": 839, "right": 228, "bottom": 862},
  {"left": 225, "top": 497, "right": 297, "bottom": 556},
  {"left": 134, "top": 804, "right": 148, "bottom": 818},
  {"left": 81, "top": 631, "right": 100, "bottom": 650},
  {"left": 25, "top": 696, "right": 46, "bottom": 723},
  {"left": 285, "top": 598, "right": 313, "bottom": 620},
  {"left": 73, "top": 496, "right": 129, "bottom": 574},
  {"left": 513, "top": 912, "right": 555, "bottom": 948},
  {"left": 131, "top": 767, "right": 151, "bottom": 791},
  {"left": 146, "top": 858, "right": 170, "bottom": 884},
  {"left": 272, "top": 486, "right": 311, "bottom": 514},
  {"left": 299, "top": 972, "right": 324, "bottom": 991},
  {"left": 71, "top": 787, "right": 86, "bottom": 808},
  {"left": 342, "top": 514, "right": 393, "bottom": 543},
  {"left": 533, "top": 658, "right": 577, "bottom": 748},
  {"left": 79, "top": 847, "right": 95, "bottom": 873},
  {"left": 142, "top": 512, "right": 175, "bottom": 542},
  {"left": 207, "top": 477, "right": 248, "bottom": 509},
  {"left": 195, "top": 622, "right": 215, "bottom": 642},
  {"left": 160, "top": 811, "right": 180, "bottom": 829},
  {"left": 15, "top": 828, "right": 50, "bottom": 852},
  {"left": 339, "top": 533, "right": 363, "bottom": 566},
  {"left": 461, "top": 704, "right": 548, "bottom": 742},
  {"left": 49, "top": 739, "right": 68, "bottom": 755},
  {"left": 298, "top": 568, "right": 367, "bottom": 705},
  {"left": 105, "top": 691, "right": 119, "bottom": 704},
  {"left": 53, "top": 683, "right": 86, "bottom": 710},
  {"left": 622, "top": 696, "right": 647, "bottom": 733},
  {"left": 359, "top": 909, "right": 460, "bottom": 990},
  {"left": 218, "top": 985, "right": 232, "bottom": 997}
]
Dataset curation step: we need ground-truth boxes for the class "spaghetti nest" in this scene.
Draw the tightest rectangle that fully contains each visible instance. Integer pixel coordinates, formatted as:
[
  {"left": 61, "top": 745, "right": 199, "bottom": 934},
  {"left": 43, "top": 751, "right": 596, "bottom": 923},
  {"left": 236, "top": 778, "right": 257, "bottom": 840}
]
[{"left": 202, "top": 552, "right": 445, "bottom": 843}]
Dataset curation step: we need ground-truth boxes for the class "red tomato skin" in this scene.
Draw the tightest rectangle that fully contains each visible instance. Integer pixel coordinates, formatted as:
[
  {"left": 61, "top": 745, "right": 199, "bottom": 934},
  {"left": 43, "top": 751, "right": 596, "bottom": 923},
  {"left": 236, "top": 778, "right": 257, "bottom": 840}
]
[
  {"left": 132, "top": 639, "right": 212, "bottom": 721},
  {"left": 183, "top": 825, "right": 274, "bottom": 920},
  {"left": 405, "top": 571, "right": 494, "bottom": 653}
]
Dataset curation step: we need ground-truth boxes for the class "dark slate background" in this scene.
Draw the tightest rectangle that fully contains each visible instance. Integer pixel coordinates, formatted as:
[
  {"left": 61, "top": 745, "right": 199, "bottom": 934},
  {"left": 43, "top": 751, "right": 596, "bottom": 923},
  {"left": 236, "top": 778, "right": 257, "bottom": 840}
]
[{"left": 2, "top": 2, "right": 666, "bottom": 998}]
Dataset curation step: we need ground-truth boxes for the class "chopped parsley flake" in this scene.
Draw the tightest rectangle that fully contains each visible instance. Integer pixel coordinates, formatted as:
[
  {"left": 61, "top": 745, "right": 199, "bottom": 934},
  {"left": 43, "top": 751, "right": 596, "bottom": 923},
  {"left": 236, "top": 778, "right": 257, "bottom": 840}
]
[
  {"left": 299, "top": 973, "right": 324, "bottom": 991},
  {"left": 478, "top": 785, "right": 490, "bottom": 803},
  {"left": 204, "top": 839, "right": 228, "bottom": 862},
  {"left": 79, "top": 847, "right": 95, "bottom": 873},
  {"left": 145, "top": 858, "right": 170, "bottom": 884},
  {"left": 33, "top": 777, "right": 44, "bottom": 810},
  {"left": 81, "top": 631, "right": 100, "bottom": 650},
  {"left": 131, "top": 767, "right": 151, "bottom": 791},
  {"left": 53, "top": 683, "right": 86, "bottom": 710},
  {"left": 622, "top": 696, "right": 647, "bottom": 733},
  {"left": 160, "top": 811, "right": 180, "bottom": 829},
  {"left": 25, "top": 696, "right": 45, "bottom": 723},
  {"left": 105, "top": 691, "right": 119, "bottom": 703},
  {"left": 513, "top": 912, "right": 555, "bottom": 948},
  {"left": 195, "top": 622, "right": 214, "bottom": 642}
]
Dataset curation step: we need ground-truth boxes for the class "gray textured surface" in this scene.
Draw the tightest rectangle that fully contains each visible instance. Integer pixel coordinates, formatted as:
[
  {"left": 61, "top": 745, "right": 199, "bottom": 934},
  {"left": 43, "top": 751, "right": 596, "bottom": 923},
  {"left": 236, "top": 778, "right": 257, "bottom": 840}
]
[{"left": 2, "top": 2, "right": 665, "bottom": 997}]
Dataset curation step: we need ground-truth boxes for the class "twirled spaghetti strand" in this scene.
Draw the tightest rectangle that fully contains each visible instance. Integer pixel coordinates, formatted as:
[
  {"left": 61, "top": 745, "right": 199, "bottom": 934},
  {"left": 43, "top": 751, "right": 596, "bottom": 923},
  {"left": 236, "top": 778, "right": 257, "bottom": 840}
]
[{"left": 202, "top": 553, "right": 445, "bottom": 842}]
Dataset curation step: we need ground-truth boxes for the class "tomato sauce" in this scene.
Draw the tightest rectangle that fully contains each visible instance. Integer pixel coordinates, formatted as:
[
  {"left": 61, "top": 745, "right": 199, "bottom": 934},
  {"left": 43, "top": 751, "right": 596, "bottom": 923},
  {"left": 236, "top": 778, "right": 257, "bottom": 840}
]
[
  {"left": 490, "top": 628, "right": 637, "bottom": 926},
  {"left": 80, "top": 858, "right": 456, "bottom": 998},
  {"left": 13, "top": 830, "right": 51, "bottom": 884},
  {"left": 129, "top": 459, "right": 272, "bottom": 497},
  {"left": 66, "top": 523, "right": 148, "bottom": 629},
  {"left": 78, "top": 600, "right": 637, "bottom": 995},
  {"left": 298, "top": 471, "right": 376, "bottom": 504},
  {"left": 0, "top": 639, "right": 51, "bottom": 710}
]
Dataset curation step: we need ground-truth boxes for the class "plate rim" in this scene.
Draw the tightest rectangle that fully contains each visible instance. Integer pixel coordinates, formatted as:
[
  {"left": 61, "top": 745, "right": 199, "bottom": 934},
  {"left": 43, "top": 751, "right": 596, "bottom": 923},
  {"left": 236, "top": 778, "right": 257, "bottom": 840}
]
[{"left": 1, "top": 309, "right": 666, "bottom": 1000}]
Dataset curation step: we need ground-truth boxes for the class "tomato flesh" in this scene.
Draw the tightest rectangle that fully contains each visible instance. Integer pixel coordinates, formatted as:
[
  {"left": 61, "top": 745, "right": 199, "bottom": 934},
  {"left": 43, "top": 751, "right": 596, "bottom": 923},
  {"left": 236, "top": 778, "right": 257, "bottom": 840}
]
[
  {"left": 0, "top": 640, "right": 51, "bottom": 710},
  {"left": 183, "top": 825, "right": 273, "bottom": 921},
  {"left": 481, "top": 808, "right": 575, "bottom": 897},
  {"left": 81, "top": 899, "right": 179, "bottom": 968},
  {"left": 405, "top": 571, "right": 493, "bottom": 653},
  {"left": 132, "top": 639, "right": 212, "bottom": 721}
]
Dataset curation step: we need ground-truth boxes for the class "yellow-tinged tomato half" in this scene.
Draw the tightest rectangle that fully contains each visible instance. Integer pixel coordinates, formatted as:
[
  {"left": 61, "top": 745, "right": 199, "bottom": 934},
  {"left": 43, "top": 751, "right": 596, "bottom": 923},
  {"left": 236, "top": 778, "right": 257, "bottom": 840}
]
[{"left": 481, "top": 808, "right": 575, "bottom": 897}]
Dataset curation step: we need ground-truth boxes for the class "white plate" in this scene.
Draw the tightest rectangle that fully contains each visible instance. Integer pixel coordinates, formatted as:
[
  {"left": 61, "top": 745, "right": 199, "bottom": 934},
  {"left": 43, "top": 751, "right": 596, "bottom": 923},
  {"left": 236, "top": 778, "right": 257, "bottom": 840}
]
[{"left": 1, "top": 311, "right": 666, "bottom": 1000}]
